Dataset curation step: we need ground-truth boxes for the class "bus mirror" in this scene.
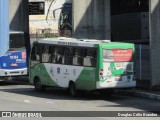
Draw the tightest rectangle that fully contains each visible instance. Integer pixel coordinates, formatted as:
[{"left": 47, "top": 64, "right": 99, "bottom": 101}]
[
  {"left": 53, "top": 10, "right": 56, "bottom": 18},
  {"left": 53, "top": 7, "right": 62, "bottom": 18}
]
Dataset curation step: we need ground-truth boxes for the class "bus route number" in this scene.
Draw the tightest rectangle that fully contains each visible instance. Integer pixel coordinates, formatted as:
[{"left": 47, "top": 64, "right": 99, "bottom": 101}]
[{"left": 10, "top": 56, "right": 19, "bottom": 59}]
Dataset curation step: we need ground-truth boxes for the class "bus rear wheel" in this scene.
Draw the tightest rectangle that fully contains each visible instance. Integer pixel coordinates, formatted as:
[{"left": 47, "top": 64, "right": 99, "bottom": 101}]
[
  {"left": 69, "top": 82, "right": 77, "bottom": 97},
  {"left": 34, "top": 78, "right": 46, "bottom": 92}
]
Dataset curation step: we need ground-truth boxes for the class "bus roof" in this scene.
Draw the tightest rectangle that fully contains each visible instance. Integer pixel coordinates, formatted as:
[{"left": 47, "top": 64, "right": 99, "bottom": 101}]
[
  {"left": 36, "top": 37, "right": 111, "bottom": 47},
  {"left": 35, "top": 37, "right": 134, "bottom": 49},
  {"left": 9, "top": 31, "right": 24, "bottom": 34}
]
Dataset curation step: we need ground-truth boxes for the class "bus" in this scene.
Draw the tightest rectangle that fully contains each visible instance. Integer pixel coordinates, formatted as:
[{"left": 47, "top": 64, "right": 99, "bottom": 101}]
[
  {"left": 0, "top": 31, "right": 28, "bottom": 77},
  {"left": 29, "top": 37, "right": 135, "bottom": 96},
  {"left": 58, "top": 2, "right": 72, "bottom": 37}
]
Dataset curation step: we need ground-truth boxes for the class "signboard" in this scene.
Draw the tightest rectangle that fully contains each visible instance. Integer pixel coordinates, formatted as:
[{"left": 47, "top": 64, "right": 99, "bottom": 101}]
[{"left": 103, "top": 49, "right": 133, "bottom": 62}]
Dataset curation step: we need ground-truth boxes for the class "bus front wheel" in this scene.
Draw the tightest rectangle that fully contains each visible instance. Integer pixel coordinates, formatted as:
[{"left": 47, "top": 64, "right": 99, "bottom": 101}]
[
  {"left": 34, "top": 78, "right": 46, "bottom": 92},
  {"left": 69, "top": 82, "right": 77, "bottom": 97}
]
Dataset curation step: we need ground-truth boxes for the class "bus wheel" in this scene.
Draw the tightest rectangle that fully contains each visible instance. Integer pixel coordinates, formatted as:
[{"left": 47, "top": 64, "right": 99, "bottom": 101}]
[
  {"left": 34, "top": 78, "right": 46, "bottom": 92},
  {"left": 69, "top": 82, "right": 77, "bottom": 97}
]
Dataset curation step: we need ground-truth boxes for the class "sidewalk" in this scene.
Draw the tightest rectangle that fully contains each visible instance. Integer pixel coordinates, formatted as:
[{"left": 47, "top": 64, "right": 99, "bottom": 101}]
[{"left": 115, "top": 87, "right": 160, "bottom": 100}]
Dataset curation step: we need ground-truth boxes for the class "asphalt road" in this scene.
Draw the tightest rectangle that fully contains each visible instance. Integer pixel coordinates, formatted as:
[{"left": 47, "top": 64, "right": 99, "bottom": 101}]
[{"left": 0, "top": 80, "right": 160, "bottom": 120}]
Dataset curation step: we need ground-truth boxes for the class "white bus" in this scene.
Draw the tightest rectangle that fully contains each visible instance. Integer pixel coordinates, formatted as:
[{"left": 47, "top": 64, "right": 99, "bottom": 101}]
[{"left": 29, "top": 37, "right": 136, "bottom": 96}]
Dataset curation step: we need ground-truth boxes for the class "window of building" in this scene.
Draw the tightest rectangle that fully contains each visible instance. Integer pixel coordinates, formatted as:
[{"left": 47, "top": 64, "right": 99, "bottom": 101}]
[{"left": 29, "top": 2, "right": 45, "bottom": 15}]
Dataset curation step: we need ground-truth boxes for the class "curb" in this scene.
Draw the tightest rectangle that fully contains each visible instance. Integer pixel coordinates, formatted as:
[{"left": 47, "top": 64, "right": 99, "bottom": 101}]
[{"left": 115, "top": 89, "right": 160, "bottom": 101}]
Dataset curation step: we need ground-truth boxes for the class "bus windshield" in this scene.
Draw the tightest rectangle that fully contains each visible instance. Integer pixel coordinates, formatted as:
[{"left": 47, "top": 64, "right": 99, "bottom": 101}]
[
  {"left": 58, "top": 3, "right": 72, "bottom": 33},
  {"left": 9, "top": 33, "right": 25, "bottom": 49}
]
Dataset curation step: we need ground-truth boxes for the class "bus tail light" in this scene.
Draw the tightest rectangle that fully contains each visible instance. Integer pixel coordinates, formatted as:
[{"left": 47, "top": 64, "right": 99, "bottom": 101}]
[{"left": 99, "top": 69, "right": 103, "bottom": 76}]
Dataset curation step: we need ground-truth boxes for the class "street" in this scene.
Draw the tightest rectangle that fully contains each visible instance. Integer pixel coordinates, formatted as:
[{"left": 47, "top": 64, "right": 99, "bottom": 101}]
[{"left": 0, "top": 80, "right": 160, "bottom": 120}]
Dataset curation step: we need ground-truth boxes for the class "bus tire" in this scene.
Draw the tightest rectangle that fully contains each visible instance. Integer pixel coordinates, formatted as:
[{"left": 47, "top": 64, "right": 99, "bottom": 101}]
[
  {"left": 69, "top": 82, "right": 77, "bottom": 97},
  {"left": 34, "top": 78, "right": 46, "bottom": 92}
]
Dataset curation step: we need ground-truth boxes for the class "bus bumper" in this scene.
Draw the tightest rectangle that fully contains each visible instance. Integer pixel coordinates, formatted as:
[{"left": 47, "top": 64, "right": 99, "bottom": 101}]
[
  {"left": 96, "top": 81, "right": 136, "bottom": 89},
  {"left": 0, "top": 68, "right": 28, "bottom": 76}
]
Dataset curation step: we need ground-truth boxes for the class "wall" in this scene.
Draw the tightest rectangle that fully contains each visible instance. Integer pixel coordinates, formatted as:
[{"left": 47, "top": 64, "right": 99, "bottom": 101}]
[
  {"left": 73, "top": 0, "right": 111, "bottom": 40},
  {"left": 10, "top": 0, "right": 30, "bottom": 57},
  {"left": 150, "top": 0, "right": 160, "bottom": 87},
  {"left": 10, "top": 0, "right": 29, "bottom": 33}
]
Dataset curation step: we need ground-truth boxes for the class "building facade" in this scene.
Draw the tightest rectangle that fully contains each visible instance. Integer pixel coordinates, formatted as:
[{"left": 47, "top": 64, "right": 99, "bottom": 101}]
[{"left": 29, "top": 0, "right": 67, "bottom": 35}]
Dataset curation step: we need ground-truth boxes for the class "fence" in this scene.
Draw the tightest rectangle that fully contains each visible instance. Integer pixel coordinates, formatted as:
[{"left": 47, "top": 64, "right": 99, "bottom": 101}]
[
  {"left": 30, "top": 29, "right": 59, "bottom": 39},
  {"left": 135, "top": 44, "right": 151, "bottom": 85}
]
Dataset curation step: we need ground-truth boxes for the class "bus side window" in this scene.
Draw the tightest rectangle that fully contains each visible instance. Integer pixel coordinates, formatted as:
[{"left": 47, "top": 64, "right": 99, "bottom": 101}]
[
  {"left": 55, "top": 46, "right": 64, "bottom": 64},
  {"left": 83, "top": 49, "right": 96, "bottom": 67},
  {"left": 51, "top": 46, "right": 56, "bottom": 63},
  {"left": 35, "top": 47, "right": 40, "bottom": 61},
  {"left": 31, "top": 43, "right": 42, "bottom": 66},
  {"left": 31, "top": 44, "right": 36, "bottom": 61},
  {"left": 72, "top": 48, "right": 83, "bottom": 66},
  {"left": 63, "top": 47, "right": 73, "bottom": 65},
  {"left": 31, "top": 44, "right": 40, "bottom": 62},
  {"left": 42, "top": 45, "right": 51, "bottom": 63}
]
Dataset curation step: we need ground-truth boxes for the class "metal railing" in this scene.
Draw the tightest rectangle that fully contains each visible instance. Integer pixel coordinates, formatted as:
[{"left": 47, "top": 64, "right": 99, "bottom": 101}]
[{"left": 30, "top": 29, "right": 59, "bottom": 39}]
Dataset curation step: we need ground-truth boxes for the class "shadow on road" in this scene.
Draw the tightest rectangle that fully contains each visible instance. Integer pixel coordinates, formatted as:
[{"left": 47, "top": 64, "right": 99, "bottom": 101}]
[{"left": 0, "top": 80, "right": 160, "bottom": 113}]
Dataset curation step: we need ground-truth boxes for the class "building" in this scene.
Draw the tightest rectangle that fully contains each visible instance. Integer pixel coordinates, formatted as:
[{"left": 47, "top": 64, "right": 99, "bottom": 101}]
[{"left": 29, "top": 0, "right": 67, "bottom": 36}]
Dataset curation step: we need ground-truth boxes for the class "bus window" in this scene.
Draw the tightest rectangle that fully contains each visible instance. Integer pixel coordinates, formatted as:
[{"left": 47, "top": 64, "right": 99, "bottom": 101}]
[
  {"left": 10, "top": 33, "right": 25, "bottom": 49},
  {"left": 51, "top": 46, "right": 56, "bottom": 64},
  {"left": 72, "top": 48, "right": 83, "bottom": 66},
  {"left": 83, "top": 49, "right": 96, "bottom": 67},
  {"left": 54, "top": 46, "right": 64, "bottom": 64},
  {"left": 63, "top": 47, "right": 73, "bottom": 65},
  {"left": 31, "top": 45, "right": 36, "bottom": 61},
  {"left": 42, "top": 45, "right": 52, "bottom": 63},
  {"left": 31, "top": 43, "right": 42, "bottom": 66}
]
